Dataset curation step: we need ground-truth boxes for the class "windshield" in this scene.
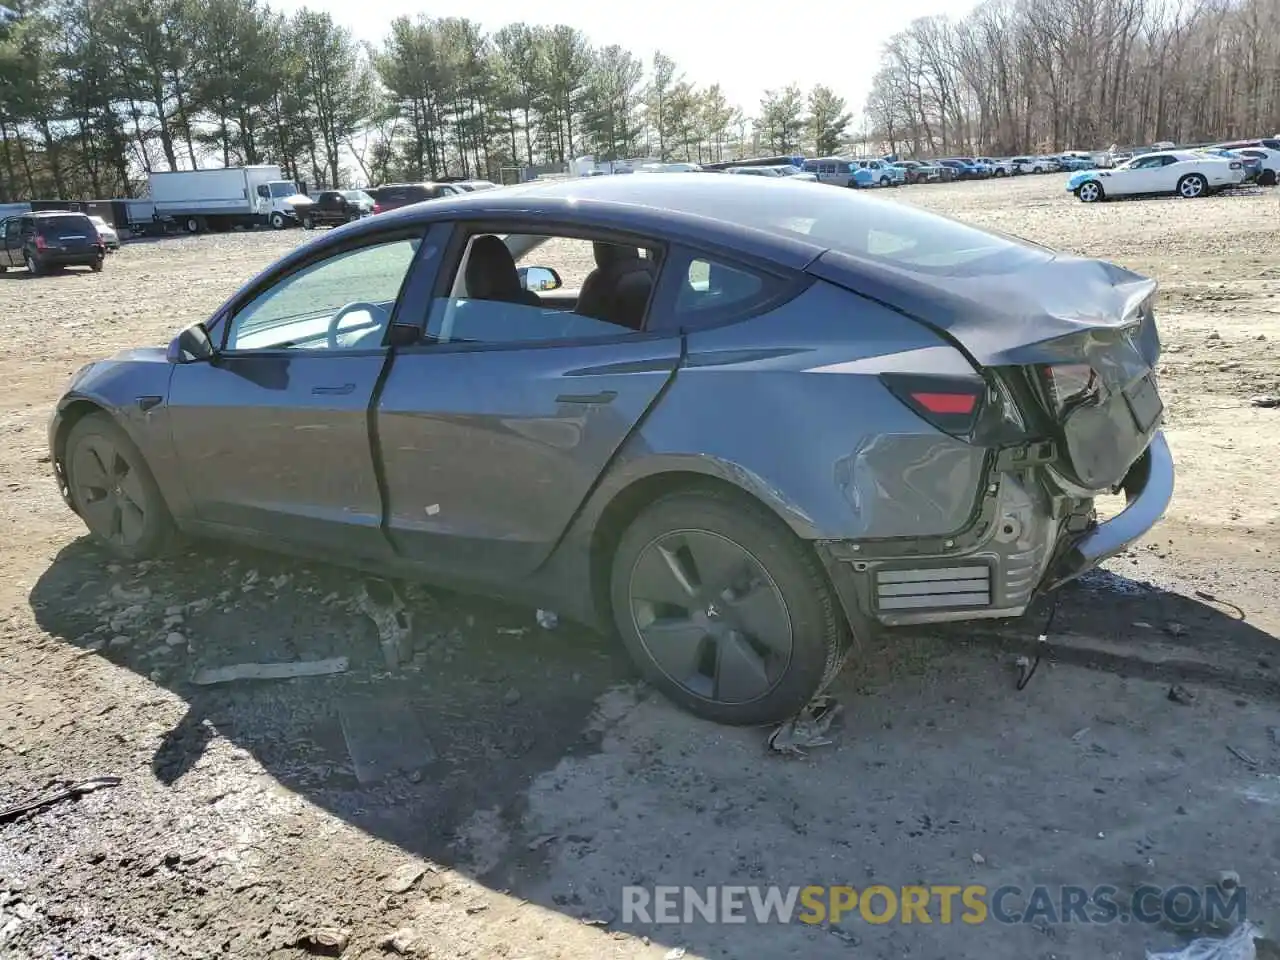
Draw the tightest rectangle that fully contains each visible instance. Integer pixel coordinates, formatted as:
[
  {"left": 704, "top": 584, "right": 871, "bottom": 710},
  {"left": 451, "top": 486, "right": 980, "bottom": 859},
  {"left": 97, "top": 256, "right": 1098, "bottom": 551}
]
[
  {"left": 267, "top": 181, "right": 298, "bottom": 198},
  {"left": 37, "top": 215, "right": 92, "bottom": 234},
  {"left": 343, "top": 191, "right": 372, "bottom": 202}
]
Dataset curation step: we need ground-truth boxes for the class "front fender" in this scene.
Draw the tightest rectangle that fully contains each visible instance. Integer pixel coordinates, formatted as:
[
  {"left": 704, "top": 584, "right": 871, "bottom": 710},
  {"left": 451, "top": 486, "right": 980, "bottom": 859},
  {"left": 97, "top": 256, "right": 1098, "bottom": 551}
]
[{"left": 50, "top": 353, "right": 188, "bottom": 518}]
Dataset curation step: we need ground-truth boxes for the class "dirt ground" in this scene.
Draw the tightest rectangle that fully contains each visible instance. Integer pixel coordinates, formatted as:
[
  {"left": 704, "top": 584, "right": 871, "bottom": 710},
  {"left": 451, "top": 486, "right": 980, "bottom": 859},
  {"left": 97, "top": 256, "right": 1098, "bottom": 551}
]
[{"left": 2, "top": 175, "right": 1279, "bottom": 960}]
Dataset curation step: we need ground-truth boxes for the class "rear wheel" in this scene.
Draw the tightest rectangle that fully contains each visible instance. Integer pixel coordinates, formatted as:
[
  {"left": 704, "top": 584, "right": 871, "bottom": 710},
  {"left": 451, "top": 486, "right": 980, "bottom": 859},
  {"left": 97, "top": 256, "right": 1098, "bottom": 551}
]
[
  {"left": 64, "top": 413, "right": 174, "bottom": 560},
  {"left": 1177, "top": 173, "right": 1207, "bottom": 198},
  {"left": 1077, "top": 180, "right": 1104, "bottom": 203},
  {"left": 184, "top": 216, "right": 201, "bottom": 234},
  {"left": 24, "top": 252, "right": 41, "bottom": 275},
  {"left": 879, "top": 175, "right": 890, "bottom": 187},
  {"left": 610, "top": 488, "right": 850, "bottom": 726},
  {"left": 302, "top": 214, "right": 315, "bottom": 230},
  {"left": 90, "top": 257, "right": 104, "bottom": 273},
  {"left": 1260, "top": 169, "right": 1277, "bottom": 187}
]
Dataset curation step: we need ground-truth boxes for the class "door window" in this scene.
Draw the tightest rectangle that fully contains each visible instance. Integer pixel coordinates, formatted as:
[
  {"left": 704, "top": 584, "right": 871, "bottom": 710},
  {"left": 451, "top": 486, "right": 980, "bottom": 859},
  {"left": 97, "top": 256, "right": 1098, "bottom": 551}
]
[
  {"left": 225, "top": 237, "right": 421, "bottom": 352},
  {"left": 3, "top": 219, "right": 19, "bottom": 244},
  {"left": 424, "top": 232, "right": 657, "bottom": 345}
]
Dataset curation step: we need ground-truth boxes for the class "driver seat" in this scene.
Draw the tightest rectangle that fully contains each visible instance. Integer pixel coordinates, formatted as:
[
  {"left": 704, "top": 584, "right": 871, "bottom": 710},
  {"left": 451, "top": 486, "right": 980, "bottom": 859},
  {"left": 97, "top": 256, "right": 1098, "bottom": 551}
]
[{"left": 465, "top": 235, "right": 541, "bottom": 307}]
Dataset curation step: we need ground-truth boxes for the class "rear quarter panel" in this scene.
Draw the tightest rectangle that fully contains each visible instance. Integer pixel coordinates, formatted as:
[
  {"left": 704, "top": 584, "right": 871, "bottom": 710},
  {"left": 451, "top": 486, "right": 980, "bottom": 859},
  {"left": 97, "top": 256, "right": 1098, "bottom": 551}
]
[{"left": 594, "top": 280, "right": 989, "bottom": 542}]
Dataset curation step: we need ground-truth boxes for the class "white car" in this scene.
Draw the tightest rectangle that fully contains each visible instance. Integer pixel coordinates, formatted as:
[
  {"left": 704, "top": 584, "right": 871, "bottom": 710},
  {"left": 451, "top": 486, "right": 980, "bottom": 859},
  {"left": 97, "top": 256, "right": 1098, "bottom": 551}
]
[
  {"left": 1009, "top": 156, "right": 1046, "bottom": 174},
  {"left": 1214, "top": 139, "right": 1280, "bottom": 186},
  {"left": 87, "top": 215, "right": 119, "bottom": 250},
  {"left": 975, "top": 157, "right": 1014, "bottom": 177},
  {"left": 1068, "top": 150, "right": 1246, "bottom": 202}
]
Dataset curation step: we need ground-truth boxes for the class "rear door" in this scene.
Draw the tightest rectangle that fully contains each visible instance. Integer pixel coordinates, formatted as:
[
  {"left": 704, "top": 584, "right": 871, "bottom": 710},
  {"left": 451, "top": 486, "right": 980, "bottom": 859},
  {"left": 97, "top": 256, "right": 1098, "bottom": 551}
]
[
  {"left": 0, "top": 218, "right": 19, "bottom": 267},
  {"left": 375, "top": 223, "right": 682, "bottom": 581}
]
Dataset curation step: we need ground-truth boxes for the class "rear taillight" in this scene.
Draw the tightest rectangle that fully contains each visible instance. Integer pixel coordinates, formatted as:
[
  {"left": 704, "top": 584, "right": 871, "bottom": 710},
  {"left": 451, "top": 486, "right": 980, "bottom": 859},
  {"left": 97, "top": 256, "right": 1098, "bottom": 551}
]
[
  {"left": 880, "top": 373, "right": 985, "bottom": 436},
  {"left": 373, "top": 202, "right": 382, "bottom": 214},
  {"left": 1039, "top": 364, "right": 1099, "bottom": 415},
  {"left": 34, "top": 234, "right": 47, "bottom": 249}
]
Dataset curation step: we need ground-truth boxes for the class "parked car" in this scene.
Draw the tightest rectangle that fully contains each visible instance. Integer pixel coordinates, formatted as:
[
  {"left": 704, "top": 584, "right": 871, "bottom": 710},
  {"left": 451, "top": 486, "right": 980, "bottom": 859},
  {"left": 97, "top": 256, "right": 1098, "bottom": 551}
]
[
  {"left": 1009, "top": 157, "right": 1044, "bottom": 174},
  {"left": 1200, "top": 149, "right": 1262, "bottom": 183},
  {"left": 48, "top": 173, "right": 1172, "bottom": 725},
  {"left": 87, "top": 215, "right": 120, "bottom": 251},
  {"left": 456, "top": 180, "right": 499, "bottom": 191},
  {"left": 937, "top": 159, "right": 982, "bottom": 180},
  {"left": 974, "top": 157, "right": 1013, "bottom": 177},
  {"left": 1213, "top": 140, "right": 1280, "bottom": 185},
  {"left": 727, "top": 165, "right": 817, "bottom": 182},
  {"left": 852, "top": 158, "right": 900, "bottom": 186},
  {"left": 366, "top": 182, "right": 466, "bottom": 212},
  {"left": 950, "top": 157, "right": 992, "bottom": 177},
  {"left": 801, "top": 157, "right": 876, "bottom": 188},
  {"left": 893, "top": 161, "right": 939, "bottom": 184},
  {"left": 299, "top": 190, "right": 376, "bottom": 229},
  {"left": 0, "top": 211, "right": 106, "bottom": 274},
  {"left": 1068, "top": 150, "right": 1246, "bottom": 202}
]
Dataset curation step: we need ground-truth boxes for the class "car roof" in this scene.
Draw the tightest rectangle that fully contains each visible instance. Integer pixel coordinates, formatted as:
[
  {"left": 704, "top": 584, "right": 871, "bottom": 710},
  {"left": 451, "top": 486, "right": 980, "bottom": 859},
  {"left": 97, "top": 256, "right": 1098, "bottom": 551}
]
[{"left": 28, "top": 209, "right": 91, "bottom": 218}]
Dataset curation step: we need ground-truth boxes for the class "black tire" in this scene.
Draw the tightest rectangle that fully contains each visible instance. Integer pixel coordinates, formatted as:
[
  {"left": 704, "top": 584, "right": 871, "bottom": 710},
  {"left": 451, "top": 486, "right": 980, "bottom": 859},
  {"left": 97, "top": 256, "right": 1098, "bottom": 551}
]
[
  {"left": 184, "top": 216, "right": 201, "bottom": 234},
  {"left": 269, "top": 211, "right": 286, "bottom": 229},
  {"left": 24, "top": 252, "right": 41, "bottom": 275},
  {"left": 1177, "top": 173, "right": 1208, "bottom": 199},
  {"left": 302, "top": 214, "right": 315, "bottom": 230},
  {"left": 90, "top": 256, "right": 104, "bottom": 273},
  {"left": 609, "top": 487, "right": 850, "bottom": 726},
  {"left": 64, "top": 413, "right": 175, "bottom": 560},
  {"left": 1260, "top": 169, "right": 1277, "bottom": 187}
]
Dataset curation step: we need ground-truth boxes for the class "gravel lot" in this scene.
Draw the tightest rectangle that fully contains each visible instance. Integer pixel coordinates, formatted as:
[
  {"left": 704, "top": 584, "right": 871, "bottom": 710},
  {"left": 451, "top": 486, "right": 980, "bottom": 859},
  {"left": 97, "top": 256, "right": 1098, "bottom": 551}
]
[{"left": 2, "top": 175, "right": 1278, "bottom": 959}]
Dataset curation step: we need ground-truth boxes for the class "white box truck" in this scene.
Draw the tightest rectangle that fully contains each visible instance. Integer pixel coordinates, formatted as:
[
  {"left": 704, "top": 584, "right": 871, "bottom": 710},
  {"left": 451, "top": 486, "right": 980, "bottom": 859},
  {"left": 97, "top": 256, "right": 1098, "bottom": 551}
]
[{"left": 147, "top": 165, "right": 309, "bottom": 233}]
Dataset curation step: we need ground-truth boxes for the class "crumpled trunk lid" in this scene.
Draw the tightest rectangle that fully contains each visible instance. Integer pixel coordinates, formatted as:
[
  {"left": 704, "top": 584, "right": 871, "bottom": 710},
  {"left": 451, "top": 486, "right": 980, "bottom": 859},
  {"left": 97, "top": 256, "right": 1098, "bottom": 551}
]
[{"left": 810, "top": 251, "right": 1163, "bottom": 491}]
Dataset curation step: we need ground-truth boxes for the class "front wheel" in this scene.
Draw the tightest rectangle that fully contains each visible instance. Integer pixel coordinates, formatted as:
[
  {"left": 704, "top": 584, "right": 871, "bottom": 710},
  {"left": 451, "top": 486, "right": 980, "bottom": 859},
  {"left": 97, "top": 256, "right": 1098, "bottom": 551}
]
[
  {"left": 1261, "top": 169, "right": 1277, "bottom": 187},
  {"left": 64, "top": 413, "right": 175, "bottom": 559},
  {"left": 1177, "top": 173, "right": 1208, "bottom": 198},
  {"left": 1077, "top": 180, "right": 1104, "bottom": 203},
  {"left": 269, "top": 211, "right": 286, "bottom": 229},
  {"left": 24, "top": 252, "right": 41, "bottom": 275},
  {"left": 879, "top": 176, "right": 890, "bottom": 187},
  {"left": 302, "top": 214, "right": 315, "bottom": 230},
  {"left": 610, "top": 488, "right": 850, "bottom": 726},
  {"left": 90, "top": 257, "right": 104, "bottom": 273}
]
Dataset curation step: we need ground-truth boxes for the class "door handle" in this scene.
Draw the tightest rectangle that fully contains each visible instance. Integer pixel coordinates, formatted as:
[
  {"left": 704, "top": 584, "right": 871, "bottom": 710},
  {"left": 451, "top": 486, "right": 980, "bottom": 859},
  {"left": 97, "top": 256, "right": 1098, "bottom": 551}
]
[
  {"left": 556, "top": 390, "right": 617, "bottom": 405},
  {"left": 312, "top": 383, "right": 356, "bottom": 396},
  {"left": 136, "top": 395, "right": 162, "bottom": 412}
]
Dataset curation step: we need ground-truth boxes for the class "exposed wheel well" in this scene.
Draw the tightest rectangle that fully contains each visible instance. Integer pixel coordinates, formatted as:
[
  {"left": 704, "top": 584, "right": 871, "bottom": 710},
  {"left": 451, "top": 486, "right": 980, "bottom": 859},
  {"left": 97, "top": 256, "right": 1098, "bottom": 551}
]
[
  {"left": 54, "top": 400, "right": 108, "bottom": 467},
  {"left": 587, "top": 470, "right": 803, "bottom": 630}
]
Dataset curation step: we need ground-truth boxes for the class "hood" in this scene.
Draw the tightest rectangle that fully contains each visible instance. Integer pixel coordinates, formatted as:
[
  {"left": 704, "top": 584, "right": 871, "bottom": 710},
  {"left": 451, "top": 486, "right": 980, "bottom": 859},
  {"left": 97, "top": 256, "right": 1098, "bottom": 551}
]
[{"left": 1066, "top": 171, "right": 1093, "bottom": 189}]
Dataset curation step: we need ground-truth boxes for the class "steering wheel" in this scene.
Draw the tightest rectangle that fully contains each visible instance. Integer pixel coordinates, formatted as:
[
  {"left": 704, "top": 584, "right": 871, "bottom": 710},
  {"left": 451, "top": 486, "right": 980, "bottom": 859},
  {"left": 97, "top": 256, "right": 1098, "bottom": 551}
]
[{"left": 327, "top": 301, "right": 390, "bottom": 349}]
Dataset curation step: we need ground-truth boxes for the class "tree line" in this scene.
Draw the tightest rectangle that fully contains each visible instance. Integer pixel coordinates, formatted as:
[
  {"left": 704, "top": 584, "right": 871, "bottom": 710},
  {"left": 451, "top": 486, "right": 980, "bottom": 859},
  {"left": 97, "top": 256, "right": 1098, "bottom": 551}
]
[
  {"left": 863, "top": 0, "right": 1280, "bottom": 157},
  {"left": 0, "top": 0, "right": 854, "bottom": 201}
]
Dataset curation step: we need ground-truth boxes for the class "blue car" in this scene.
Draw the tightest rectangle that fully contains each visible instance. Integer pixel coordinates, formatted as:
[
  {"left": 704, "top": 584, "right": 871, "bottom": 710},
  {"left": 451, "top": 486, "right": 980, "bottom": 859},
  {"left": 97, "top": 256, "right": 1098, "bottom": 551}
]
[{"left": 938, "top": 159, "right": 981, "bottom": 180}]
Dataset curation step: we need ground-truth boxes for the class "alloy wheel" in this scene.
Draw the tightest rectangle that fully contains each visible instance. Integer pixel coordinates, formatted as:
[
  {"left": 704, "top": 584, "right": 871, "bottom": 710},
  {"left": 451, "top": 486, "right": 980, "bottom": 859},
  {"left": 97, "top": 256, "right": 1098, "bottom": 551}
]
[
  {"left": 1179, "top": 175, "right": 1205, "bottom": 198},
  {"left": 71, "top": 434, "right": 149, "bottom": 549},
  {"left": 1079, "top": 182, "right": 1101, "bottom": 202},
  {"left": 628, "top": 529, "right": 793, "bottom": 705}
]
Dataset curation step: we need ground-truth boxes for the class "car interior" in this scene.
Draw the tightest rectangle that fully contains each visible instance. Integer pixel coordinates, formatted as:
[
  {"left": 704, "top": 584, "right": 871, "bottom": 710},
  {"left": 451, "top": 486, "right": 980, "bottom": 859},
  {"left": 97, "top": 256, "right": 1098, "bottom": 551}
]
[{"left": 426, "top": 233, "right": 659, "bottom": 345}]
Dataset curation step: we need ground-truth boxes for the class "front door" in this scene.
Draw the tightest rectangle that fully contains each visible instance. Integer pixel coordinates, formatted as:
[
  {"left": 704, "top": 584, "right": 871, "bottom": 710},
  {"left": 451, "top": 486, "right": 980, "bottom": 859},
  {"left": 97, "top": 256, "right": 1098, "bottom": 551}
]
[
  {"left": 376, "top": 228, "right": 681, "bottom": 581},
  {"left": 167, "top": 231, "right": 428, "bottom": 557}
]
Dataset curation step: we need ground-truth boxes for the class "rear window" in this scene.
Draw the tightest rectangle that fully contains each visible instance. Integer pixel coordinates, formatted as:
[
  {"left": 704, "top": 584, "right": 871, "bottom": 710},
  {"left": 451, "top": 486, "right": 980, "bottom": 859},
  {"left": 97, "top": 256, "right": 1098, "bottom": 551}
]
[
  {"left": 38, "top": 215, "right": 93, "bottom": 235},
  {"left": 662, "top": 181, "right": 1053, "bottom": 278}
]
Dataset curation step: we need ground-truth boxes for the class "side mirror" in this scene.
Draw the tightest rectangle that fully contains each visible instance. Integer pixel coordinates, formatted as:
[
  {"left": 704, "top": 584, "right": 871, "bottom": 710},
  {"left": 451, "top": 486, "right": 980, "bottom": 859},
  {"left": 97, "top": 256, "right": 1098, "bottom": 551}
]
[
  {"left": 518, "top": 265, "right": 562, "bottom": 292},
  {"left": 168, "top": 322, "right": 216, "bottom": 364}
]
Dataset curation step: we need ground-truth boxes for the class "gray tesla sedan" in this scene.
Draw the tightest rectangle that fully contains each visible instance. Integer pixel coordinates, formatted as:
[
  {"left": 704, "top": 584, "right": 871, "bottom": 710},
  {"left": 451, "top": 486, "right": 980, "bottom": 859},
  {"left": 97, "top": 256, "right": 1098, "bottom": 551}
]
[{"left": 49, "top": 174, "right": 1173, "bottom": 725}]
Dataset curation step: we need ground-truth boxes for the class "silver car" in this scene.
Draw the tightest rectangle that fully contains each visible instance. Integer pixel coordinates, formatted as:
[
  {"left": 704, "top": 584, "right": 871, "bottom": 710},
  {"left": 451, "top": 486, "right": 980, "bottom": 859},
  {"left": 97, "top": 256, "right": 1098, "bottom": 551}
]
[{"left": 49, "top": 175, "right": 1172, "bottom": 725}]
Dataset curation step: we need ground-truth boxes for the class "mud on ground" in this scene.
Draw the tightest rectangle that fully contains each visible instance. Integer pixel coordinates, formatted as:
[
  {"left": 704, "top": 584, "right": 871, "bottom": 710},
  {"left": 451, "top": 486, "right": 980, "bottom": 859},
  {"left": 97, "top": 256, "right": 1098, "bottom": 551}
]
[{"left": 1, "top": 176, "right": 1278, "bottom": 959}]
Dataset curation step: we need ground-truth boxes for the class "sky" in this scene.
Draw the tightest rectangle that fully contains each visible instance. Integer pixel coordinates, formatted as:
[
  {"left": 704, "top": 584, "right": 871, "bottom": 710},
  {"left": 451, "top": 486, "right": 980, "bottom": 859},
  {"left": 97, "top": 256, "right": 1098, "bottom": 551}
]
[{"left": 279, "top": 0, "right": 980, "bottom": 122}]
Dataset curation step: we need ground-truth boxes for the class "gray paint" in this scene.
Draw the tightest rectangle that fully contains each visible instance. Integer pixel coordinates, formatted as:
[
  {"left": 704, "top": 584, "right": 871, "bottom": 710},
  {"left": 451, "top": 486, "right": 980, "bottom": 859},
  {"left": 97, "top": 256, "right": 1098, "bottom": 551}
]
[{"left": 49, "top": 173, "right": 1174, "bottom": 634}]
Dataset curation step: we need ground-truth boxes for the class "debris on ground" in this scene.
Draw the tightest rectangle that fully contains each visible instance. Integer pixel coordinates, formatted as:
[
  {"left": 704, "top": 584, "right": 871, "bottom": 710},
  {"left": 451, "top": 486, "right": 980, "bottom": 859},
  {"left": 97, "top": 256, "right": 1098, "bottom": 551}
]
[
  {"left": 1218, "top": 869, "right": 1241, "bottom": 891},
  {"left": 1165, "top": 621, "right": 1189, "bottom": 638},
  {"left": 0, "top": 776, "right": 122, "bottom": 824},
  {"left": 1268, "top": 726, "right": 1280, "bottom": 747},
  {"left": 291, "top": 926, "right": 351, "bottom": 955},
  {"left": 768, "top": 695, "right": 842, "bottom": 756},
  {"left": 358, "top": 578, "right": 414, "bottom": 669},
  {"left": 191, "top": 657, "right": 348, "bottom": 685},
  {"left": 1249, "top": 395, "right": 1279, "bottom": 408},
  {"left": 339, "top": 697, "right": 435, "bottom": 785},
  {"left": 664, "top": 949, "right": 687, "bottom": 960},
  {"left": 971, "top": 852, "right": 986, "bottom": 865},
  {"left": 527, "top": 833, "right": 557, "bottom": 851},
  {"left": 1168, "top": 684, "right": 1196, "bottom": 706},
  {"left": 1071, "top": 727, "right": 1091, "bottom": 742},
  {"left": 1226, "top": 745, "right": 1259, "bottom": 767},
  {"left": 383, "top": 863, "right": 426, "bottom": 894},
  {"left": 535, "top": 609, "right": 559, "bottom": 630},
  {"left": 378, "top": 927, "right": 419, "bottom": 954},
  {"left": 1145, "top": 921, "right": 1260, "bottom": 960},
  {"left": 503, "top": 687, "right": 521, "bottom": 706}
]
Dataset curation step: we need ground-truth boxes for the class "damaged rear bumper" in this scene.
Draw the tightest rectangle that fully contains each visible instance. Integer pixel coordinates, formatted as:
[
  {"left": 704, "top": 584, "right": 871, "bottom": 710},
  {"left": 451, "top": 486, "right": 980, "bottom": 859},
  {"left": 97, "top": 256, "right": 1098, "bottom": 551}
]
[
  {"left": 1041, "top": 430, "right": 1174, "bottom": 589},
  {"left": 816, "top": 431, "right": 1174, "bottom": 629}
]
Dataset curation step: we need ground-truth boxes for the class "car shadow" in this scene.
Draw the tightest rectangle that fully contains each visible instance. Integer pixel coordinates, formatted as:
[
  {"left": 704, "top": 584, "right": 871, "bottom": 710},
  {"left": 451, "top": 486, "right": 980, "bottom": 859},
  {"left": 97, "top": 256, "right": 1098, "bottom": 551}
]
[
  {"left": 26, "top": 535, "right": 1280, "bottom": 952},
  {"left": 0, "top": 268, "right": 96, "bottom": 280}
]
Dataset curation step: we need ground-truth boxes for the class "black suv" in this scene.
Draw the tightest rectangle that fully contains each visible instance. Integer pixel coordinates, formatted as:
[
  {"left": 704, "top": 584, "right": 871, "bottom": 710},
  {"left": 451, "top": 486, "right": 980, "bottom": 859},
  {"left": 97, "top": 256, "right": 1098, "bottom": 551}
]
[
  {"left": 299, "top": 189, "right": 376, "bottom": 229},
  {"left": 365, "top": 181, "right": 465, "bottom": 212},
  {"left": 1, "top": 211, "right": 106, "bottom": 275}
]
